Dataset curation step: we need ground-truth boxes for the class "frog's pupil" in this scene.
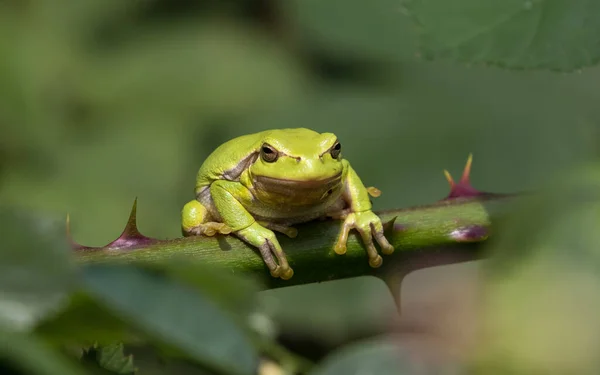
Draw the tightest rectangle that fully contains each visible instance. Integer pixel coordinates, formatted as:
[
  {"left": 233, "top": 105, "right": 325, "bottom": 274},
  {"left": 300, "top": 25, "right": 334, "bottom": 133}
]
[
  {"left": 262, "top": 147, "right": 273, "bottom": 154},
  {"left": 334, "top": 143, "right": 341, "bottom": 150}
]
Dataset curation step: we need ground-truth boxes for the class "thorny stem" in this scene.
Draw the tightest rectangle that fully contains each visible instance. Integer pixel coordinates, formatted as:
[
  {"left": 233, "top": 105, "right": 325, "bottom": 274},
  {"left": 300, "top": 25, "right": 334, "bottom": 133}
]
[{"left": 74, "top": 195, "right": 515, "bottom": 301}]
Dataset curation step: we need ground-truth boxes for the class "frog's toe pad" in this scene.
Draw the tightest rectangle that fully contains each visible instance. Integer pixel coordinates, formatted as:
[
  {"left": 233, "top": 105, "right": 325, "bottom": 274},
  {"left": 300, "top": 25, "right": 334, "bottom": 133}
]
[
  {"left": 270, "top": 266, "right": 282, "bottom": 278},
  {"left": 381, "top": 244, "right": 394, "bottom": 255},
  {"left": 334, "top": 243, "right": 347, "bottom": 255},
  {"left": 369, "top": 255, "right": 383, "bottom": 268},
  {"left": 188, "top": 222, "right": 232, "bottom": 236},
  {"left": 280, "top": 267, "right": 294, "bottom": 280}
]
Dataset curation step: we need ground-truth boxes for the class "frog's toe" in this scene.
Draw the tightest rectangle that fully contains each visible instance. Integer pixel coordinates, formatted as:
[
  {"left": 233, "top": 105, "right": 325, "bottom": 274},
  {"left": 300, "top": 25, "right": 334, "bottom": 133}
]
[
  {"left": 381, "top": 243, "right": 394, "bottom": 255},
  {"left": 334, "top": 242, "right": 347, "bottom": 255},
  {"left": 280, "top": 267, "right": 294, "bottom": 280},
  {"left": 269, "top": 266, "right": 282, "bottom": 278},
  {"left": 215, "top": 223, "right": 232, "bottom": 235},
  {"left": 369, "top": 254, "right": 383, "bottom": 268},
  {"left": 334, "top": 220, "right": 352, "bottom": 255},
  {"left": 188, "top": 222, "right": 232, "bottom": 237},
  {"left": 373, "top": 224, "right": 394, "bottom": 255},
  {"left": 366, "top": 186, "right": 382, "bottom": 198},
  {"left": 358, "top": 227, "right": 385, "bottom": 268}
]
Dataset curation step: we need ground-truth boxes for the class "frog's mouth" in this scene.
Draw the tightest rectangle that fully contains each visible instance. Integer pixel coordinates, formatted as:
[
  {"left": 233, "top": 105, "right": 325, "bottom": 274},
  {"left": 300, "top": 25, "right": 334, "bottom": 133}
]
[{"left": 253, "top": 172, "right": 343, "bottom": 204}]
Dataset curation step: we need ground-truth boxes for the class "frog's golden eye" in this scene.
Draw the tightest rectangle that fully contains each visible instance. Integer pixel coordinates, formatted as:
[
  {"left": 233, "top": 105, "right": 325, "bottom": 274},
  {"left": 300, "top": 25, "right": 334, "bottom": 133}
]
[
  {"left": 260, "top": 144, "right": 279, "bottom": 163},
  {"left": 330, "top": 142, "right": 341, "bottom": 159}
]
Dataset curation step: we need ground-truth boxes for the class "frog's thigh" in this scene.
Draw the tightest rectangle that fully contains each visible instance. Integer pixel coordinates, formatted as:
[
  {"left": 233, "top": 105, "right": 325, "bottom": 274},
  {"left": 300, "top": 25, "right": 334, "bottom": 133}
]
[
  {"left": 209, "top": 180, "right": 257, "bottom": 231},
  {"left": 210, "top": 180, "right": 293, "bottom": 279},
  {"left": 181, "top": 199, "right": 231, "bottom": 236}
]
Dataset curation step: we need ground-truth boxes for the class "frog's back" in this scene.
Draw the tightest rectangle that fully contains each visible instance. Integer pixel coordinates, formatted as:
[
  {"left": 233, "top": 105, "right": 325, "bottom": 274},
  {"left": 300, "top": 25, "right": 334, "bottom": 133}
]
[{"left": 195, "top": 128, "right": 322, "bottom": 189}]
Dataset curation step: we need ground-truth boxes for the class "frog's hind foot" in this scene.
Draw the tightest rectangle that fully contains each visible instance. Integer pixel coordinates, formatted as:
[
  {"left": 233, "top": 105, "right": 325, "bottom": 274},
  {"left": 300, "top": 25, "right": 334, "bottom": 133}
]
[
  {"left": 258, "top": 221, "right": 298, "bottom": 238},
  {"left": 185, "top": 222, "right": 232, "bottom": 237}
]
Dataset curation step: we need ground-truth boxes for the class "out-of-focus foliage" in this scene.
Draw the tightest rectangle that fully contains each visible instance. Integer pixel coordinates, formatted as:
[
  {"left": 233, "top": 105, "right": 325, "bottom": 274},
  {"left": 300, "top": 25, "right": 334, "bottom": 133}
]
[
  {"left": 474, "top": 165, "right": 600, "bottom": 375},
  {"left": 2, "top": 0, "right": 600, "bottom": 374},
  {"left": 0, "top": 208, "right": 75, "bottom": 331},
  {"left": 403, "top": 0, "right": 600, "bottom": 71}
]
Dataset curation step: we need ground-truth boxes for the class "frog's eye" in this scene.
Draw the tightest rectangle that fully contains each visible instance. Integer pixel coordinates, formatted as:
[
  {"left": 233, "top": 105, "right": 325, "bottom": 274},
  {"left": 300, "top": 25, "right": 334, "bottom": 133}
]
[
  {"left": 330, "top": 142, "right": 341, "bottom": 159},
  {"left": 260, "top": 144, "right": 279, "bottom": 163}
]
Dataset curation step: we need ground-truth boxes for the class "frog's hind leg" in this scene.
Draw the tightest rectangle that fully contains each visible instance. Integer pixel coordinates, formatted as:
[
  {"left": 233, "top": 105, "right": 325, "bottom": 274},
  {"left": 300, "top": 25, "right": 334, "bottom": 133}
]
[
  {"left": 182, "top": 200, "right": 232, "bottom": 236},
  {"left": 257, "top": 221, "right": 298, "bottom": 238}
]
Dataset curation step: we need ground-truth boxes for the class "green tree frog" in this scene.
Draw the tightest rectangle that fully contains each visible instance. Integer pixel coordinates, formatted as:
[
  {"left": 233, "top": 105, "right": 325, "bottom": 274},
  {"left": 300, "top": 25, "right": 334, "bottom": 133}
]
[{"left": 181, "top": 128, "right": 394, "bottom": 280}]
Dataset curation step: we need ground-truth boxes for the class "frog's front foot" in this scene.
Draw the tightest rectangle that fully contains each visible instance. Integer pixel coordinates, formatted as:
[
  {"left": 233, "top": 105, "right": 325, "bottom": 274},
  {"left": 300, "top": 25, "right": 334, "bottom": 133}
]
[
  {"left": 182, "top": 200, "right": 232, "bottom": 236},
  {"left": 236, "top": 222, "right": 294, "bottom": 280},
  {"left": 334, "top": 210, "right": 394, "bottom": 268},
  {"left": 186, "top": 222, "right": 232, "bottom": 237}
]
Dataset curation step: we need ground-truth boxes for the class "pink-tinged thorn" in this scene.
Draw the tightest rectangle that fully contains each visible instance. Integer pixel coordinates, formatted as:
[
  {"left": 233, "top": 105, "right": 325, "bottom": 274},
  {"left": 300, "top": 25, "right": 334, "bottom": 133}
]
[
  {"left": 444, "top": 153, "right": 483, "bottom": 199},
  {"left": 106, "top": 198, "right": 155, "bottom": 250},
  {"left": 444, "top": 169, "right": 455, "bottom": 188},
  {"left": 460, "top": 153, "right": 473, "bottom": 185}
]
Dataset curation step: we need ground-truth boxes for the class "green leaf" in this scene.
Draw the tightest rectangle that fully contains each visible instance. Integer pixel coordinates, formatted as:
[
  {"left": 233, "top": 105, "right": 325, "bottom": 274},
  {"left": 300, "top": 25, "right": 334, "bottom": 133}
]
[
  {"left": 0, "top": 330, "right": 86, "bottom": 375},
  {"left": 35, "top": 292, "right": 138, "bottom": 346},
  {"left": 140, "top": 258, "right": 263, "bottom": 315},
  {"left": 81, "top": 264, "right": 260, "bottom": 375},
  {"left": 309, "top": 337, "right": 446, "bottom": 375},
  {"left": 0, "top": 207, "right": 76, "bottom": 331},
  {"left": 288, "top": 0, "right": 418, "bottom": 60},
  {"left": 403, "top": 0, "right": 600, "bottom": 71},
  {"left": 259, "top": 277, "right": 396, "bottom": 346},
  {"left": 88, "top": 343, "right": 136, "bottom": 375}
]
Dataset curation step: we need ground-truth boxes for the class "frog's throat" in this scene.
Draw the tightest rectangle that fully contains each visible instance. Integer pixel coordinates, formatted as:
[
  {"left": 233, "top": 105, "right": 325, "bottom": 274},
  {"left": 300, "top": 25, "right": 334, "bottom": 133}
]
[{"left": 252, "top": 172, "right": 343, "bottom": 205}]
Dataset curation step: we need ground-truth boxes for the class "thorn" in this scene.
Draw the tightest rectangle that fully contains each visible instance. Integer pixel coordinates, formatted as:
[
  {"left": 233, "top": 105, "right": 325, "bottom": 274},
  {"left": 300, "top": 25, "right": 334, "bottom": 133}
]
[
  {"left": 66, "top": 213, "right": 71, "bottom": 239},
  {"left": 460, "top": 153, "right": 473, "bottom": 184},
  {"left": 123, "top": 197, "right": 142, "bottom": 238},
  {"left": 107, "top": 198, "right": 154, "bottom": 250},
  {"left": 443, "top": 169, "right": 455, "bottom": 188},
  {"left": 443, "top": 153, "right": 483, "bottom": 200},
  {"left": 383, "top": 216, "right": 397, "bottom": 234}
]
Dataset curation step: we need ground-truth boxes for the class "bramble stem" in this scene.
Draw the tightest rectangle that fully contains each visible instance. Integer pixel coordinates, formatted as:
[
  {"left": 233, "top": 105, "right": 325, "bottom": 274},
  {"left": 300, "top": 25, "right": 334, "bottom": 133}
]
[{"left": 75, "top": 195, "right": 514, "bottom": 290}]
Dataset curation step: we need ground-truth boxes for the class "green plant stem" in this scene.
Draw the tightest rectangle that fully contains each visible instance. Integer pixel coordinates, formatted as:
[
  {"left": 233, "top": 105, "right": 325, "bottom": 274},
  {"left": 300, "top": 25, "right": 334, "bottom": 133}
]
[{"left": 75, "top": 196, "right": 514, "bottom": 290}]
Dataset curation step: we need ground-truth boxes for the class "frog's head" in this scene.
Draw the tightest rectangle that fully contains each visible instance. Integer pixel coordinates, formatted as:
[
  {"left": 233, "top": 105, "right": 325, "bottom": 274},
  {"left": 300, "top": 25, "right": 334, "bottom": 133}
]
[{"left": 248, "top": 128, "right": 346, "bottom": 206}]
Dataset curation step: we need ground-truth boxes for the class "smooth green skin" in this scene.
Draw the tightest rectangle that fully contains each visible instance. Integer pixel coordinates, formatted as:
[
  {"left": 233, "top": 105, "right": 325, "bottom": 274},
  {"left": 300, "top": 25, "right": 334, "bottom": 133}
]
[{"left": 181, "top": 128, "right": 394, "bottom": 280}]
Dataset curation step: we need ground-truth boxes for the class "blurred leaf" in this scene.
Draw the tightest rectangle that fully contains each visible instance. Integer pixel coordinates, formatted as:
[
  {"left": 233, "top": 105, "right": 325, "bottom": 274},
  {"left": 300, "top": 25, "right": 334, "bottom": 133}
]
[
  {"left": 0, "top": 330, "right": 85, "bottom": 375},
  {"left": 475, "top": 163, "right": 600, "bottom": 374},
  {"left": 0, "top": 207, "right": 76, "bottom": 331},
  {"left": 288, "top": 0, "right": 417, "bottom": 60},
  {"left": 143, "top": 258, "right": 263, "bottom": 315},
  {"left": 82, "top": 264, "right": 260, "bottom": 375},
  {"left": 89, "top": 342, "right": 136, "bottom": 375},
  {"left": 309, "top": 337, "right": 444, "bottom": 375},
  {"left": 35, "top": 292, "right": 138, "bottom": 346},
  {"left": 28, "top": 0, "right": 151, "bottom": 42},
  {"left": 403, "top": 0, "right": 600, "bottom": 71},
  {"left": 259, "top": 277, "right": 396, "bottom": 345}
]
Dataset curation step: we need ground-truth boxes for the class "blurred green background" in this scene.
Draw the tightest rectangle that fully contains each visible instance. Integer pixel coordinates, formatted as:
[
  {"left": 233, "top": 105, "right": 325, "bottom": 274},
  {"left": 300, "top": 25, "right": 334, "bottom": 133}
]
[
  {"left": 2, "top": 0, "right": 598, "bottom": 247},
  {"left": 2, "top": 1, "right": 600, "bottom": 373}
]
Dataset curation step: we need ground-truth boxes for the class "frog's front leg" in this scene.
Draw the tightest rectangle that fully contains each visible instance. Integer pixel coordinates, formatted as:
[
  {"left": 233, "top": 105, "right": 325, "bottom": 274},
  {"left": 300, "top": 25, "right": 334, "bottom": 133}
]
[
  {"left": 210, "top": 180, "right": 294, "bottom": 280},
  {"left": 333, "top": 161, "right": 394, "bottom": 268},
  {"left": 182, "top": 200, "right": 232, "bottom": 236}
]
